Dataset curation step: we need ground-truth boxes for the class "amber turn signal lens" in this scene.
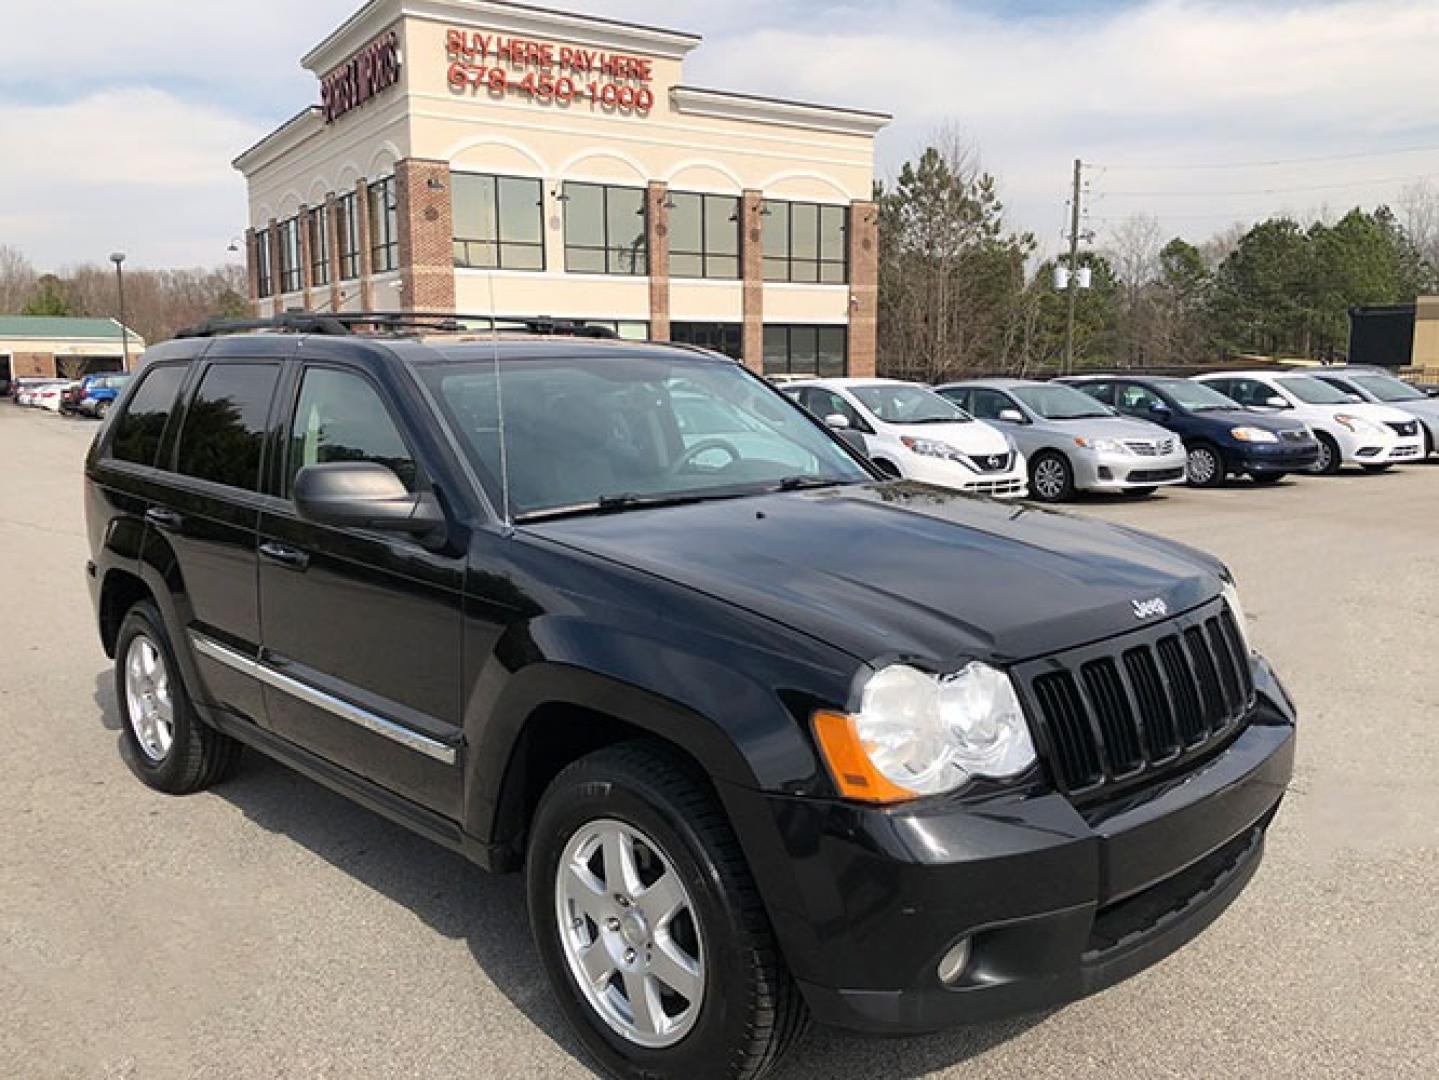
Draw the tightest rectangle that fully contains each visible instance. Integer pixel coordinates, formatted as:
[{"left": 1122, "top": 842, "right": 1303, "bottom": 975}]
[{"left": 812, "top": 710, "right": 917, "bottom": 804}]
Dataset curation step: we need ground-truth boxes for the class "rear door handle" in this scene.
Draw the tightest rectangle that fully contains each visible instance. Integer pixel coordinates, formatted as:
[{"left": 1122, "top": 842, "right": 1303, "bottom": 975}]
[
  {"left": 144, "top": 507, "right": 183, "bottom": 532},
  {"left": 259, "top": 541, "right": 311, "bottom": 572}
]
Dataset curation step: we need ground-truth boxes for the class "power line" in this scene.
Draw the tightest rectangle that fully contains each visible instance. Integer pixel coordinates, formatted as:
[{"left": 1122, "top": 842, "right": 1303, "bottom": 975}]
[
  {"left": 1102, "top": 170, "right": 1439, "bottom": 199},
  {"left": 1094, "top": 141, "right": 1439, "bottom": 172}
]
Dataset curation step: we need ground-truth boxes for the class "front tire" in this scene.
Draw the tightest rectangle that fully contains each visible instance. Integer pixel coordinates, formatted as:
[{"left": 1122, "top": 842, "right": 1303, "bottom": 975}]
[
  {"left": 95, "top": 400, "right": 111, "bottom": 420},
  {"left": 1312, "top": 433, "right": 1342, "bottom": 475},
  {"left": 115, "top": 600, "right": 241, "bottom": 794},
  {"left": 1185, "top": 444, "right": 1224, "bottom": 488},
  {"left": 527, "top": 742, "right": 808, "bottom": 1080},
  {"left": 1029, "top": 451, "right": 1074, "bottom": 502}
]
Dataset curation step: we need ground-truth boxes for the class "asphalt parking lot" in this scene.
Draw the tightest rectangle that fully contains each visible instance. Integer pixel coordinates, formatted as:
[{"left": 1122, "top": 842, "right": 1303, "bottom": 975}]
[{"left": 2, "top": 403, "right": 1436, "bottom": 1080}]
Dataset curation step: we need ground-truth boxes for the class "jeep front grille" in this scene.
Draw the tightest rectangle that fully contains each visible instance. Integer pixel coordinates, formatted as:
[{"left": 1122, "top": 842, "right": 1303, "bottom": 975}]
[{"left": 1021, "top": 600, "right": 1254, "bottom": 796}]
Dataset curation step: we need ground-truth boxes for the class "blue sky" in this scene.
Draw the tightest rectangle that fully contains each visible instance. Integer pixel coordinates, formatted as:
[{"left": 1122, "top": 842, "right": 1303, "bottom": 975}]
[{"left": 2, "top": 0, "right": 1438, "bottom": 269}]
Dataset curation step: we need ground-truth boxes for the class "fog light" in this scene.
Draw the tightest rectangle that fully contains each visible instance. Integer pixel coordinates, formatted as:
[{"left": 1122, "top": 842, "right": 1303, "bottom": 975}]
[
  {"left": 1097, "top": 466, "right": 1113, "bottom": 480},
  {"left": 937, "top": 937, "right": 972, "bottom": 985}
]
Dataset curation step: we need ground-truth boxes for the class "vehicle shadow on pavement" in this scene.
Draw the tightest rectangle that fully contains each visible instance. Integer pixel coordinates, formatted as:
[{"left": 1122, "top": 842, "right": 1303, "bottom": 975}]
[{"left": 91, "top": 670, "right": 1047, "bottom": 1078}]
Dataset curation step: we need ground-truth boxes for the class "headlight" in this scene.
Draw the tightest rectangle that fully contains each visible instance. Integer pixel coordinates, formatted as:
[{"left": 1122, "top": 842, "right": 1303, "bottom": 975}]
[
  {"left": 1231, "top": 426, "right": 1278, "bottom": 443},
  {"left": 1220, "top": 578, "right": 1254, "bottom": 657},
  {"left": 1334, "top": 413, "right": 1383, "bottom": 436},
  {"left": 813, "top": 662, "right": 1037, "bottom": 802},
  {"left": 1074, "top": 436, "right": 1127, "bottom": 454},
  {"left": 900, "top": 435, "right": 963, "bottom": 462}
]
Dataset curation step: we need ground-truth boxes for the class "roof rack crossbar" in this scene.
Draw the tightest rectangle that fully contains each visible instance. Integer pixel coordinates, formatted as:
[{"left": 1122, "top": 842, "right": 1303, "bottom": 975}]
[{"left": 176, "top": 312, "right": 622, "bottom": 340}]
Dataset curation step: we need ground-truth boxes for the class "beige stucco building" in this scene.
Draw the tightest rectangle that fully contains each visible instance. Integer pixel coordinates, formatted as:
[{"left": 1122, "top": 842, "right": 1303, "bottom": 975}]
[{"left": 233, "top": 0, "right": 889, "bottom": 377}]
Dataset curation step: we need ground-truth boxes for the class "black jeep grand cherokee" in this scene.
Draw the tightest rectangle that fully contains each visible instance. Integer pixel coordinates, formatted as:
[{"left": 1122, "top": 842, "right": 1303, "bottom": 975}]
[{"left": 85, "top": 317, "right": 1295, "bottom": 1080}]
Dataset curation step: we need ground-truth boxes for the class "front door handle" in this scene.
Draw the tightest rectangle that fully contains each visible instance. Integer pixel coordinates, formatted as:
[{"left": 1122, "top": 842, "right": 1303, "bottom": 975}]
[
  {"left": 259, "top": 541, "right": 311, "bottom": 572},
  {"left": 144, "top": 507, "right": 183, "bottom": 532}
]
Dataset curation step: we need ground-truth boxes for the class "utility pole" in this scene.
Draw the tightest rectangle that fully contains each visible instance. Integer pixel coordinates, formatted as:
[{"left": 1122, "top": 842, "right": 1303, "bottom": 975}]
[{"left": 1063, "top": 158, "right": 1083, "bottom": 375}]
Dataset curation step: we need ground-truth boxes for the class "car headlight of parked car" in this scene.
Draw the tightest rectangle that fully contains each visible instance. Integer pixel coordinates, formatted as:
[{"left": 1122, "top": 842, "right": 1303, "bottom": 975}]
[
  {"left": 900, "top": 436, "right": 974, "bottom": 466},
  {"left": 1073, "top": 436, "right": 1127, "bottom": 454},
  {"left": 1230, "top": 426, "right": 1279, "bottom": 443},
  {"left": 813, "top": 662, "right": 1037, "bottom": 802},
  {"left": 1333, "top": 413, "right": 1385, "bottom": 436}
]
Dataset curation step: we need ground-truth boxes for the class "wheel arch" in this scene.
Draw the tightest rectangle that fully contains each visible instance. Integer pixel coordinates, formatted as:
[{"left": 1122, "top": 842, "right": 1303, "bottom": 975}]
[{"left": 98, "top": 567, "right": 154, "bottom": 658}]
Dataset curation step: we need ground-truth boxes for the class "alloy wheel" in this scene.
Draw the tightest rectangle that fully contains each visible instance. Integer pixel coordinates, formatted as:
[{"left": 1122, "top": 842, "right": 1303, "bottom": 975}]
[
  {"left": 1032, "top": 458, "right": 1067, "bottom": 500},
  {"left": 124, "top": 634, "right": 174, "bottom": 761},
  {"left": 1187, "top": 447, "right": 1218, "bottom": 486},
  {"left": 555, "top": 818, "right": 705, "bottom": 1048}
]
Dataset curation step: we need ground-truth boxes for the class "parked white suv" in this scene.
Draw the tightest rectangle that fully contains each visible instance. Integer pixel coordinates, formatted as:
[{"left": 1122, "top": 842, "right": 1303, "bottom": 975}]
[
  {"left": 786, "top": 378, "right": 1027, "bottom": 497},
  {"left": 1195, "top": 370, "right": 1424, "bottom": 473}
]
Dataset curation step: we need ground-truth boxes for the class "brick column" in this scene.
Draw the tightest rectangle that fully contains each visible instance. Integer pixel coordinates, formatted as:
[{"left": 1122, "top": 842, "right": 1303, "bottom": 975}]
[
  {"left": 298, "top": 205, "right": 314, "bottom": 310},
  {"left": 324, "top": 193, "right": 343, "bottom": 311},
  {"left": 244, "top": 228, "right": 259, "bottom": 316},
  {"left": 268, "top": 218, "right": 282, "bottom": 316},
  {"left": 646, "top": 181, "right": 671, "bottom": 341},
  {"left": 355, "top": 179, "right": 375, "bottom": 310},
  {"left": 395, "top": 159, "right": 456, "bottom": 313},
  {"left": 846, "top": 200, "right": 879, "bottom": 378},
  {"left": 740, "top": 190, "right": 765, "bottom": 375}
]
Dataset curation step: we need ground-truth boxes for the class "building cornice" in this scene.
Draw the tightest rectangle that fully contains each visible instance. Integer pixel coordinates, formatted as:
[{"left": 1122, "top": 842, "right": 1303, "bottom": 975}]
[
  {"left": 670, "top": 86, "right": 891, "bottom": 137},
  {"left": 303, "top": 0, "right": 701, "bottom": 75},
  {"left": 233, "top": 108, "right": 327, "bottom": 175}
]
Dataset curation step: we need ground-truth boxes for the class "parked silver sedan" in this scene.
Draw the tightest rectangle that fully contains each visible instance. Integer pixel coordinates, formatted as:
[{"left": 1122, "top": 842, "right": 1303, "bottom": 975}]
[{"left": 937, "top": 378, "right": 1188, "bottom": 502}]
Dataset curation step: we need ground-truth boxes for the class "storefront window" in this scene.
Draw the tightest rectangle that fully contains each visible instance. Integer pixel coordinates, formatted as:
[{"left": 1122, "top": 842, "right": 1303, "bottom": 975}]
[
  {"left": 763, "top": 201, "right": 847, "bottom": 284},
  {"left": 762, "top": 325, "right": 847, "bottom": 377},
  {"left": 564, "top": 182, "right": 647, "bottom": 275},
  {"left": 278, "top": 217, "right": 303, "bottom": 294},
  {"left": 336, "top": 192, "right": 360, "bottom": 281},
  {"left": 453, "top": 174, "right": 544, "bottom": 271},
  {"left": 668, "top": 193, "right": 739, "bottom": 279},
  {"left": 670, "top": 322, "right": 742, "bottom": 360},
  {"left": 368, "top": 176, "right": 399, "bottom": 273},
  {"left": 309, "top": 206, "right": 331, "bottom": 287},
  {"left": 255, "top": 231, "right": 273, "bottom": 298}
]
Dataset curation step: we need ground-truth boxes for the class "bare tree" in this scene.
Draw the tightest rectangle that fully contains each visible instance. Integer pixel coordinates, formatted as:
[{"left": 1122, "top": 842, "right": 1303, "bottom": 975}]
[
  {"left": 0, "top": 245, "right": 37, "bottom": 313},
  {"left": 1398, "top": 180, "right": 1439, "bottom": 272},
  {"left": 1104, "top": 214, "right": 1163, "bottom": 365}
]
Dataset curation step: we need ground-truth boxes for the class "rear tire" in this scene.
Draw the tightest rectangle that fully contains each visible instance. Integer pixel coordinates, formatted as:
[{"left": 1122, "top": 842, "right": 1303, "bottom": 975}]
[
  {"left": 115, "top": 600, "right": 241, "bottom": 794},
  {"left": 527, "top": 742, "right": 809, "bottom": 1080},
  {"left": 1312, "top": 433, "right": 1342, "bottom": 475},
  {"left": 1185, "top": 444, "right": 1224, "bottom": 488},
  {"left": 1028, "top": 451, "right": 1074, "bottom": 503}
]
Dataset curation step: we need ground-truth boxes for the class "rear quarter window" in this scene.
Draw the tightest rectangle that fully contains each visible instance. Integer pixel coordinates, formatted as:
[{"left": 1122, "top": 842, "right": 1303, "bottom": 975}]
[
  {"left": 174, "top": 363, "right": 281, "bottom": 492},
  {"left": 109, "top": 364, "right": 187, "bottom": 467}
]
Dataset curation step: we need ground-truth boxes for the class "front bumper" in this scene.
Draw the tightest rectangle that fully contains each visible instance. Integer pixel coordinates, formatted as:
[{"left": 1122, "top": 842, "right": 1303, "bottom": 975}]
[
  {"left": 1073, "top": 449, "right": 1188, "bottom": 492},
  {"left": 902, "top": 454, "right": 1029, "bottom": 499},
  {"left": 750, "top": 660, "right": 1295, "bottom": 1035},
  {"left": 1231, "top": 440, "right": 1320, "bottom": 474}
]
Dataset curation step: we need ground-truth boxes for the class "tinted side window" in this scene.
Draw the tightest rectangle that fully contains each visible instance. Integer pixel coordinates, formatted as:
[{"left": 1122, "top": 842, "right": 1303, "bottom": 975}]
[
  {"left": 1117, "top": 383, "right": 1163, "bottom": 413},
  {"left": 110, "top": 364, "right": 187, "bottom": 467},
  {"left": 1226, "top": 379, "right": 1271, "bottom": 407},
  {"left": 174, "top": 364, "right": 280, "bottom": 491},
  {"left": 810, "top": 388, "right": 864, "bottom": 429},
  {"left": 287, "top": 367, "right": 418, "bottom": 493},
  {"left": 1075, "top": 381, "right": 1114, "bottom": 405},
  {"left": 968, "top": 389, "right": 1013, "bottom": 420}
]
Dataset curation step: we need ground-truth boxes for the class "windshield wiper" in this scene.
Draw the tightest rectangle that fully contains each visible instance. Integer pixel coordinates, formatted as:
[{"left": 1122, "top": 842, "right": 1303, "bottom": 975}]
[
  {"left": 515, "top": 487, "right": 755, "bottom": 523},
  {"left": 773, "top": 474, "right": 846, "bottom": 492}
]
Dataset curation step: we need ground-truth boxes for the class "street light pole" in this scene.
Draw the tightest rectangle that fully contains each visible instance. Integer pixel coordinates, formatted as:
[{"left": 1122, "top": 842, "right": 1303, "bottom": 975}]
[{"left": 110, "top": 252, "right": 131, "bottom": 372}]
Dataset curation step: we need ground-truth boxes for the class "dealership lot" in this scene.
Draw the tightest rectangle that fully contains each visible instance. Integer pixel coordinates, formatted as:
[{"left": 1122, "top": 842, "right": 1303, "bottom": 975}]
[{"left": 2, "top": 404, "right": 1436, "bottom": 1079}]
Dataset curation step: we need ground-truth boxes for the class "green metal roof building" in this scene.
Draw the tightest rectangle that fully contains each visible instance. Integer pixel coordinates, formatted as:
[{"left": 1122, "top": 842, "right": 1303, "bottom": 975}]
[{"left": 0, "top": 316, "right": 145, "bottom": 384}]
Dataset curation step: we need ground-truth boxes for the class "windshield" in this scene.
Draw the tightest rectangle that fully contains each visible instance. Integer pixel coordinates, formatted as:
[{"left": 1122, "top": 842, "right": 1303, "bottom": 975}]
[
  {"left": 1276, "top": 375, "right": 1352, "bottom": 405},
  {"left": 1349, "top": 372, "right": 1427, "bottom": 403},
  {"left": 419, "top": 354, "right": 869, "bottom": 520},
  {"left": 1162, "top": 380, "right": 1240, "bottom": 411},
  {"left": 1009, "top": 384, "right": 1113, "bottom": 420},
  {"left": 849, "top": 384, "right": 971, "bottom": 424}
]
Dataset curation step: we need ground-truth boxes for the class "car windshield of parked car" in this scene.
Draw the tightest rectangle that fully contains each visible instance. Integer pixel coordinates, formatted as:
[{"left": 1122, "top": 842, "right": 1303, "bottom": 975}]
[
  {"left": 1348, "top": 372, "right": 1427, "bottom": 403},
  {"left": 1163, "top": 380, "right": 1241, "bottom": 412},
  {"left": 848, "top": 384, "right": 971, "bottom": 424},
  {"left": 1009, "top": 384, "right": 1112, "bottom": 420},
  {"left": 421, "top": 354, "right": 870, "bottom": 521},
  {"left": 1276, "top": 375, "right": 1352, "bottom": 405}
]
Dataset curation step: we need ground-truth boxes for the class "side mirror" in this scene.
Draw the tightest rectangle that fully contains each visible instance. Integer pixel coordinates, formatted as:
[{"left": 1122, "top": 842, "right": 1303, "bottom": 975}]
[
  {"left": 1265, "top": 395, "right": 1290, "bottom": 409},
  {"left": 1344, "top": 392, "right": 1364, "bottom": 404},
  {"left": 824, "top": 413, "right": 852, "bottom": 430},
  {"left": 997, "top": 408, "right": 1026, "bottom": 424},
  {"left": 294, "top": 462, "right": 445, "bottom": 536}
]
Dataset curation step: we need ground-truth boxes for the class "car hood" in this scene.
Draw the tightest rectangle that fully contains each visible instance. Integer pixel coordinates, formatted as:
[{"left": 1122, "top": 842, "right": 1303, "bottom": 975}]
[
  {"left": 527, "top": 482, "right": 1224, "bottom": 667},
  {"left": 885, "top": 420, "right": 1010, "bottom": 455},
  {"left": 1034, "top": 415, "right": 1172, "bottom": 440},
  {"left": 1192, "top": 408, "right": 1312, "bottom": 433}
]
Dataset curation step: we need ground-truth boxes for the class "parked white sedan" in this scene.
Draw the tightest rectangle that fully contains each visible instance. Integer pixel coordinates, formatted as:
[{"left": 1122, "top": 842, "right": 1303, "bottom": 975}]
[{"left": 785, "top": 378, "right": 1028, "bottom": 497}]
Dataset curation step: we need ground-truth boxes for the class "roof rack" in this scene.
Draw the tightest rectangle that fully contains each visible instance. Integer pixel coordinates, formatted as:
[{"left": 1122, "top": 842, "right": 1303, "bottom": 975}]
[{"left": 176, "top": 311, "right": 621, "bottom": 340}]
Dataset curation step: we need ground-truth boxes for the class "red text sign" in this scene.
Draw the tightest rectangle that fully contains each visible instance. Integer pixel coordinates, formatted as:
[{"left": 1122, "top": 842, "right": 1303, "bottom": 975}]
[
  {"left": 321, "top": 30, "right": 402, "bottom": 124},
  {"left": 445, "top": 28, "right": 655, "bottom": 115}
]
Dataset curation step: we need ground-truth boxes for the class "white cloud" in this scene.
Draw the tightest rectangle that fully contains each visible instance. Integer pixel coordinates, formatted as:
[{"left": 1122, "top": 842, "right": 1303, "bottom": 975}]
[{"left": 4, "top": 0, "right": 1439, "bottom": 268}]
